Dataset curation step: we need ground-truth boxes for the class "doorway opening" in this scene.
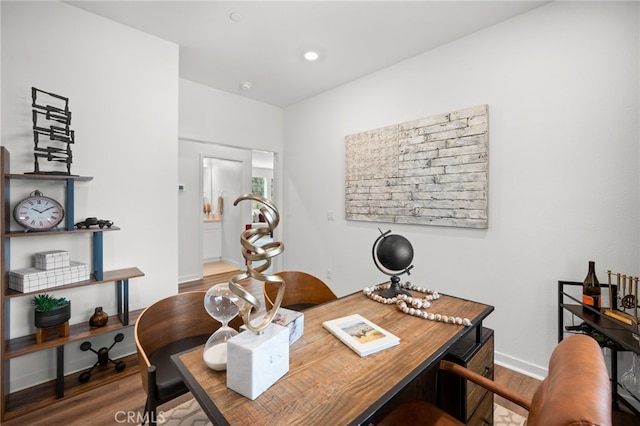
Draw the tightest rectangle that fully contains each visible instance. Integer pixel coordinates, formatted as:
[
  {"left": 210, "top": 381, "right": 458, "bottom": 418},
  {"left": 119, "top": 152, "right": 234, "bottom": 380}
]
[{"left": 202, "top": 150, "right": 275, "bottom": 277}]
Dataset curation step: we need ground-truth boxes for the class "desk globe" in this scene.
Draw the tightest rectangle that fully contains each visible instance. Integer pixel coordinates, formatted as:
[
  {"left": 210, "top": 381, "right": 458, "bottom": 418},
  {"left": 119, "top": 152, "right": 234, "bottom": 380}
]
[
  {"left": 202, "top": 283, "right": 245, "bottom": 371},
  {"left": 372, "top": 229, "right": 415, "bottom": 298}
]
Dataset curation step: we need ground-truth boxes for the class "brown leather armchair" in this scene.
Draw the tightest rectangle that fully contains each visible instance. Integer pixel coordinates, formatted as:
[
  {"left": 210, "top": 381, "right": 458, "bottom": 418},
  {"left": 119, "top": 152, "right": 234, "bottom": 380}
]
[{"left": 378, "top": 333, "right": 612, "bottom": 426}]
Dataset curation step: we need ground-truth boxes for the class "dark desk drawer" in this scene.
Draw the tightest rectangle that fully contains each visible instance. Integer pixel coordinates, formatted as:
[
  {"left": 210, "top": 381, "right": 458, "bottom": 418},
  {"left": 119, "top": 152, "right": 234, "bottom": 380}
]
[
  {"left": 439, "top": 327, "right": 494, "bottom": 423},
  {"left": 467, "top": 334, "right": 494, "bottom": 418},
  {"left": 468, "top": 391, "right": 494, "bottom": 426}
]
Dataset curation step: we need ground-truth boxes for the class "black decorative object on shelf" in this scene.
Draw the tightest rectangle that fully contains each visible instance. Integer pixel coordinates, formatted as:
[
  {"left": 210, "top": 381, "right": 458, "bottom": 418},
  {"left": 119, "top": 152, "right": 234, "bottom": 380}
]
[
  {"left": 78, "top": 333, "right": 126, "bottom": 383},
  {"left": 372, "top": 228, "right": 414, "bottom": 298},
  {"left": 30, "top": 87, "right": 75, "bottom": 175},
  {"left": 74, "top": 217, "right": 114, "bottom": 229}
]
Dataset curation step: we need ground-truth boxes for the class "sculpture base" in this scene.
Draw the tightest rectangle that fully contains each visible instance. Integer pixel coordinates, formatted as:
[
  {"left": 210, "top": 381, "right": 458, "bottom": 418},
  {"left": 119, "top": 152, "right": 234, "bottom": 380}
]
[{"left": 227, "top": 323, "right": 289, "bottom": 400}]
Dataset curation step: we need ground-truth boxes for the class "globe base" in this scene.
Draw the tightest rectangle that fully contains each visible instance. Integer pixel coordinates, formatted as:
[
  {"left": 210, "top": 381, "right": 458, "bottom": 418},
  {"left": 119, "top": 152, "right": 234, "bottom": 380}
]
[{"left": 379, "top": 276, "right": 411, "bottom": 298}]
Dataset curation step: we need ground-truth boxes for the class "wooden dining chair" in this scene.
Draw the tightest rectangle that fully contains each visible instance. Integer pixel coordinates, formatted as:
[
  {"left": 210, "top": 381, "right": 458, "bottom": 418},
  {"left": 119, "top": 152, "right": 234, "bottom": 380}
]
[
  {"left": 377, "top": 333, "right": 611, "bottom": 426},
  {"left": 263, "top": 271, "right": 337, "bottom": 311},
  {"left": 134, "top": 291, "right": 242, "bottom": 425}
]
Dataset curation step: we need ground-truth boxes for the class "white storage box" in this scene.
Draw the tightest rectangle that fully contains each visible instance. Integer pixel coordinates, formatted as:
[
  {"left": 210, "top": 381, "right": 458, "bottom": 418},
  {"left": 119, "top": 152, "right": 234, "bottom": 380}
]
[
  {"left": 34, "top": 250, "right": 70, "bottom": 270},
  {"left": 9, "top": 261, "right": 90, "bottom": 292}
]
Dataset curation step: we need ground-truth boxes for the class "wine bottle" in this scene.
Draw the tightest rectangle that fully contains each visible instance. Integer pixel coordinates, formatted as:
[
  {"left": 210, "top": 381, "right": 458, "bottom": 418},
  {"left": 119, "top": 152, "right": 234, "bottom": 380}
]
[{"left": 582, "top": 261, "right": 601, "bottom": 312}]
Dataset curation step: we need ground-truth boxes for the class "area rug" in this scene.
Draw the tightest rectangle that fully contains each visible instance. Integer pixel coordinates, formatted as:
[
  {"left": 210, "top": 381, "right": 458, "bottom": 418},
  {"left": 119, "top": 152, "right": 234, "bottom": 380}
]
[
  {"left": 159, "top": 399, "right": 212, "bottom": 425},
  {"left": 493, "top": 403, "right": 527, "bottom": 426},
  {"left": 160, "top": 399, "right": 526, "bottom": 426}
]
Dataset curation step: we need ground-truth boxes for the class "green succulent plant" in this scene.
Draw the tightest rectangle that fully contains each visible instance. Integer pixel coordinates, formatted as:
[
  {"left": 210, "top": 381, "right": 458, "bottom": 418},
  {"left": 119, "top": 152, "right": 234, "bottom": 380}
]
[{"left": 31, "top": 294, "right": 70, "bottom": 312}]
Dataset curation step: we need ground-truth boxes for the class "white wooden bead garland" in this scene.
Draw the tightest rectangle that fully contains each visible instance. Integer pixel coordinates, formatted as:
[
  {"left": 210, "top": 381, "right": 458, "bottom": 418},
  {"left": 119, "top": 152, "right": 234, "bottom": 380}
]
[{"left": 363, "top": 281, "right": 472, "bottom": 326}]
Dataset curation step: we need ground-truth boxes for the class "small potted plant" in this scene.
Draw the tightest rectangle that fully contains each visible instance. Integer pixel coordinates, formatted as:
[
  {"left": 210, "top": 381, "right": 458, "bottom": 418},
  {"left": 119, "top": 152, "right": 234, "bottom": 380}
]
[{"left": 32, "top": 294, "right": 71, "bottom": 328}]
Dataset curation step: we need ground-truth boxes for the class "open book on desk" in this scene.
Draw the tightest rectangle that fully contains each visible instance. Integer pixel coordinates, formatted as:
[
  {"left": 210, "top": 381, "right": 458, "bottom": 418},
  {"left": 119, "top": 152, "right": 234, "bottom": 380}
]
[{"left": 323, "top": 314, "right": 400, "bottom": 357}]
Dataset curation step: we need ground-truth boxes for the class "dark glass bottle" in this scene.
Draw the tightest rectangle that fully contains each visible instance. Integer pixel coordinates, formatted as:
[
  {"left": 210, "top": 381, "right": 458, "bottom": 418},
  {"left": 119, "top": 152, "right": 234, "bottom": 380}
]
[{"left": 582, "top": 261, "right": 601, "bottom": 312}]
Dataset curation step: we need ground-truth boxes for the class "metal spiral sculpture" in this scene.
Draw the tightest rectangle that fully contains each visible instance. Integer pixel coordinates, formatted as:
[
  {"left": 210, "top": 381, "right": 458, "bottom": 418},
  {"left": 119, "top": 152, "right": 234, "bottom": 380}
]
[{"left": 228, "top": 194, "right": 285, "bottom": 334}]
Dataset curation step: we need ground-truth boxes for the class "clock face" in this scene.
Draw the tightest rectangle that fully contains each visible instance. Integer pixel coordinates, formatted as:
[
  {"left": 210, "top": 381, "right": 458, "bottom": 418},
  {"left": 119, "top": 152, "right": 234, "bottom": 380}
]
[{"left": 13, "top": 191, "right": 65, "bottom": 231}]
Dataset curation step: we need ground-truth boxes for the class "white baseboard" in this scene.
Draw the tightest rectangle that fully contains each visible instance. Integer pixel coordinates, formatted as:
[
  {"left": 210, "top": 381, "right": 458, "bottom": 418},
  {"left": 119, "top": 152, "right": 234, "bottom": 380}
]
[
  {"left": 179, "top": 273, "right": 201, "bottom": 283},
  {"left": 494, "top": 350, "right": 547, "bottom": 381},
  {"left": 221, "top": 257, "right": 240, "bottom": 268}
]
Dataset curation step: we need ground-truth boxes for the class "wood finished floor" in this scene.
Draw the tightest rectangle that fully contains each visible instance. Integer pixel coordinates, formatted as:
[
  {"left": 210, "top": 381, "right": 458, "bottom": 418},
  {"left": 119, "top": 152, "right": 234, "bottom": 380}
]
[
  {"left": 202, "top": 260, "right": 239, "bottom": 277},
  {"left": 4, "top": 266, "right": 637, "bottom": 425}
]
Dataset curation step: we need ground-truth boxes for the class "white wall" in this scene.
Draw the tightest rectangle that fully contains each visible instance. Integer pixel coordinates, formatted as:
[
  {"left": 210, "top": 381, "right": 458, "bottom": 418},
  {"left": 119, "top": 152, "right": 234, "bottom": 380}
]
[
  {"left": 1, "top": 1, "right": 178, "bottom": 390},
  {"left": 179, "top": 79, "right": 283, "bottom": 153},
  {"left": 178, "top": 79, "right": 284, "bottom": 282},
  {"left": 283, "top": 1, "right": 640, "bottom": 377}
]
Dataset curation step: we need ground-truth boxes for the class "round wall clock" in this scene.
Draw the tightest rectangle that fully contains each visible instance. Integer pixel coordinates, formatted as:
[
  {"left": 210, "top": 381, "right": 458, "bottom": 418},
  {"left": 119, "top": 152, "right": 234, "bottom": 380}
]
[{"left": 13, "top": 190, "right": 65, "bottom": 231}]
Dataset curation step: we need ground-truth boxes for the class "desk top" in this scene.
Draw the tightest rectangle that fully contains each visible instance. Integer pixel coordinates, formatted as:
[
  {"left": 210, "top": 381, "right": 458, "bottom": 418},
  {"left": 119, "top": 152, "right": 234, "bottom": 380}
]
[{"left": 173, "top": 289, "right": 493, "bottom": 426}]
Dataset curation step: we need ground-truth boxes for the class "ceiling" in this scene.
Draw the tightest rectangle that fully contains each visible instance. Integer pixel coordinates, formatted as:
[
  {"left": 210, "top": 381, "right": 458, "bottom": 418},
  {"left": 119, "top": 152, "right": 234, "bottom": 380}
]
[{"left": 66, "top": 1, "right": 547, "bottom": 108}]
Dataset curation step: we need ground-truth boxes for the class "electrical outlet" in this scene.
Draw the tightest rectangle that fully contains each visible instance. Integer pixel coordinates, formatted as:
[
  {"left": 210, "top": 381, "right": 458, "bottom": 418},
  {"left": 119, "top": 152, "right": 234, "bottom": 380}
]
[{"left": 327, "top": 268, "right": 332, "bottom": 280}]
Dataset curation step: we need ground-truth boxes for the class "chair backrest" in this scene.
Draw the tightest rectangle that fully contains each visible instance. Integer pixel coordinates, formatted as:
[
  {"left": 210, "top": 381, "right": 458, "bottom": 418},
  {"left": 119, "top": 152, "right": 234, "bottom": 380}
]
[
  {"left": 134, "top": 291, "right": 240, "bottom": 393},
  {"left": 263, "top": 271, "right": 337, "bottom": 311},
  {"left": 528, "top": 334, "right": 611, "bottom": 426}
]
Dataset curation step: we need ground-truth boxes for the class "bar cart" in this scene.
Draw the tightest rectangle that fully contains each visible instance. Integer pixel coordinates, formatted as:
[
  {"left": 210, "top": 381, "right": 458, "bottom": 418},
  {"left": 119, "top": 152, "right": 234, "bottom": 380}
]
[{"left": 558, "top": 280, "right": 640, "bottom": 417}]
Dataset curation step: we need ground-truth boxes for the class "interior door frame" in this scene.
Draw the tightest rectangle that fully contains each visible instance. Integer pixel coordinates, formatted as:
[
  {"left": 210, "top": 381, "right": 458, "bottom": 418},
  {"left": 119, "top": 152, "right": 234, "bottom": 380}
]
[{"left": 178, "top": 137, "right": 280, "bottom": 283}]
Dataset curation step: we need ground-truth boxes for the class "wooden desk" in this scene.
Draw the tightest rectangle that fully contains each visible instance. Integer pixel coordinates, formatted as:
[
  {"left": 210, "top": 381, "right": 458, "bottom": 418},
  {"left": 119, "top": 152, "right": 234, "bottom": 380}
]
[{"left": 172, "top": 290, "right": 493, "bottom": 425}]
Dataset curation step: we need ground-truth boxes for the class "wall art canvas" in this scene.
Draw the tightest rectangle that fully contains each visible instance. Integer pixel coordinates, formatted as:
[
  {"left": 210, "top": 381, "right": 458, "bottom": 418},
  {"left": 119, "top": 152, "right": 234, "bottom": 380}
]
[{"left": 345, "top": 104, "right": 488, "bottom": 228}]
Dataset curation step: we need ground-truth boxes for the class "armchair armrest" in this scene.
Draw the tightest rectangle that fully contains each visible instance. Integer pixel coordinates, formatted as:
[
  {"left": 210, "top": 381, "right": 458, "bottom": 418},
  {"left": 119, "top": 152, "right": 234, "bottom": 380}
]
[{"left": 440, "top": 360, "right": 532, "bottom": 411}]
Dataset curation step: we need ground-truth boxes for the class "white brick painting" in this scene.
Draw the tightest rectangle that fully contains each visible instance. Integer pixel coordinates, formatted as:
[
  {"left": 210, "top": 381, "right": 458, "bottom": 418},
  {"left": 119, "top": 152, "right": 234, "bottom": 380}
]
[{"left": 345, "top": 105, "right": 488, "bottom": 228}]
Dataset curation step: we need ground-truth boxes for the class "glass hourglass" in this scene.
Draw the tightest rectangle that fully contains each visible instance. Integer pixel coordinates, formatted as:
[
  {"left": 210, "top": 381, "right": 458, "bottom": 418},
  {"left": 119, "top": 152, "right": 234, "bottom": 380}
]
[{"left": 202, "top": 283, "right": 245, "bottom": 371}]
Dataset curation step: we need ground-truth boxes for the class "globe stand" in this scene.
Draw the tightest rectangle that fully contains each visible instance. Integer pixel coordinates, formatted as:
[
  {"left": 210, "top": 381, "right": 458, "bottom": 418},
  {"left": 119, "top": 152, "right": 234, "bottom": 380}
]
[
  {"left": 372, "top": 228, "right": 415, "bottom": 299},
  {"left": 379, "top": 275, "right": 411, "bottom": 299}
]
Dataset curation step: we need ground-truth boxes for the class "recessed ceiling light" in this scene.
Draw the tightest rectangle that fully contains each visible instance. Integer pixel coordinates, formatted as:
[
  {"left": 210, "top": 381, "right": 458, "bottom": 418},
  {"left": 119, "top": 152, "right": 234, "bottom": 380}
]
[
  {"left": 304, "top": 51, "right": 319, "bottom": 61},
  {"left": 239, "top": 82, "right": 253, "bottom": 91},
  {"left": 229, "top": 12, "right": 243, "bottom": 22}
]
